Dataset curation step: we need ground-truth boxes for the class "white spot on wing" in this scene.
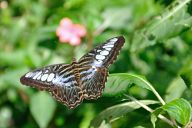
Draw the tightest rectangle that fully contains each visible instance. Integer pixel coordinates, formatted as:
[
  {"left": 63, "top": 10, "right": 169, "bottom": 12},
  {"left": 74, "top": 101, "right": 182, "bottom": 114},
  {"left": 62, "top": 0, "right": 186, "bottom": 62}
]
[
  {"left": 100, "top": 50, "right": 109, "bottom": 55},
  {"left": 103, "top": 44, "right": 114, "bottom": 48},
  {"left": 110, "top": 38, "right": 118, "bottom": 42},
  {"left": 52, "top": 74, "right": 64, "bottom": 85},
  {"left": 88, "top": 53, "right": 94, "bottom": 56},
  {"left": 33, "top": 71, "right": 42, "bottom": 79},
  {"left": 93, "top": 60, "right": 102, "bottom": 66},
  {"left": 41, "top": 74, "right": 48, "bottom": 81},
  {"left": 92, "top": 66, "right": 97, "bottom": 72},
  {"left": 44, "top": 70, "right": 49, "bottom": 73},
  {"left": 105, "top": 47, "right": 112, "bottom": 51},
  {"left": 25, "top": 72, "right": 32, "bottom": 78},
  {"left": 97, "top": 50, "right": 101, "bottom": 52},
  {"left": 37, "top": 74, "right": 42, "bottom": 80},
  {"left": 96, "top": 55, "right": 105, "bottom": 60},
  {"left": 47, "top": 73, "right": 55, "bottom": 82},
  {"left": 107, "top": 41, "right": 116, "bottom": 45}
]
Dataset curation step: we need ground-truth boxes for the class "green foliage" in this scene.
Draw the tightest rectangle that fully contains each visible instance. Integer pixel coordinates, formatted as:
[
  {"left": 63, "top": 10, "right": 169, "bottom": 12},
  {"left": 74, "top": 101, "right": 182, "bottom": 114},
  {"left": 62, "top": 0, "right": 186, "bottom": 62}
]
[
  {"left": 164, "top": 77, "right": 186, "bottom": 102},
  {"left": 30, "top": 92, "right": 56, "bottom": 128},
  {"left": 152, "top": 98, "right": 192, "bottom": 127},
  {"left": 0, "top": 0, "right": 192, "bottom": 127},
  {"left": 90, "top": 100, "right": 158, "bottom": 127},
  {"left": 180, "top": 59, "right": 192, "bottom": 88},
  {"left": 104, "top": 73, "right": 152, "bottom": 97},
  {"left": 130, "top": 0, "right": 192, "bottom": 52}
]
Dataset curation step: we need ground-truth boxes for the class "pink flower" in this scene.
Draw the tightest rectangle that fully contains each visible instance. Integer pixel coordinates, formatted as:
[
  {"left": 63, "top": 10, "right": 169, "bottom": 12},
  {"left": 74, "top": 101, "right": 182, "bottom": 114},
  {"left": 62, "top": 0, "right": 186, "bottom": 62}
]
[{"left": 56, "top": 18, "right": 86, "bottom": 46}]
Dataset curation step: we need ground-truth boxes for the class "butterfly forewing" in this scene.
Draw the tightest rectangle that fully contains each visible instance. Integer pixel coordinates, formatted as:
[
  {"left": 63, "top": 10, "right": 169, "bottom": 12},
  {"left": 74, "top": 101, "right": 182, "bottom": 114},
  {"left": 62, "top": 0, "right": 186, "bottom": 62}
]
[
  {"left": 20, "top": 64, "right": 68, "bottom": 91},
  {"left": 78, "top": 36, "right": 125, "bottom": 68},
  {"left": 20, "top": 63, "right": 84, "bottom": 108}
]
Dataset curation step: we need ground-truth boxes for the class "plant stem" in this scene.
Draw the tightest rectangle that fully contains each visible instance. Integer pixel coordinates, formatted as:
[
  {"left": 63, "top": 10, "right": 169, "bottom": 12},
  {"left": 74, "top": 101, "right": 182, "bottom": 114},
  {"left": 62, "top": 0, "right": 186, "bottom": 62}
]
[{"left": 133, "top": 74, "right": 166, "bottom": 105}]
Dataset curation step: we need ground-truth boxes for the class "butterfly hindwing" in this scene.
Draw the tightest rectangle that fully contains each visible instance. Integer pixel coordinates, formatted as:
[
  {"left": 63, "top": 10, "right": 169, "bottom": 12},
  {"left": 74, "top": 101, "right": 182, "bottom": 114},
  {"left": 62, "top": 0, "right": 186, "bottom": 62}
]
[
  {"left": 51, "top": 81, "right": 83, "bottom": 109},
  {"left": 20, "top": 63, "right": 84, "bottom": 108},
  {"left": 79, "top": 66, "right": 108, "bottom": 99}
]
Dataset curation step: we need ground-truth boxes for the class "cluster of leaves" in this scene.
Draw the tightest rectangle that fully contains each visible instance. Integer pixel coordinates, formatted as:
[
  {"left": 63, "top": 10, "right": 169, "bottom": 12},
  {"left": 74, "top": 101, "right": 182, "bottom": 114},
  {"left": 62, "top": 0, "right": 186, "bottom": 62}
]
[{"left": 0, "top": 0, "right": 192, "bottom": 127}]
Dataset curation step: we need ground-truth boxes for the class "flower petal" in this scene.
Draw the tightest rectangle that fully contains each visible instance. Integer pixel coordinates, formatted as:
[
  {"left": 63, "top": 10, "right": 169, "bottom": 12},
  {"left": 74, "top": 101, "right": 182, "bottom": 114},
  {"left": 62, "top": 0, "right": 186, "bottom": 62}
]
[
  {"left": 73, "top": 24, "right": 86, "bottom": 37},
  {"left": 69, "top": 36, "right": 81, "bottom": 46},
  {"left": 56, "top": 17, "right": 87, "bottom": 46},
  {"left": 60, "top": 18, "right": 73, "bottom": 27}
]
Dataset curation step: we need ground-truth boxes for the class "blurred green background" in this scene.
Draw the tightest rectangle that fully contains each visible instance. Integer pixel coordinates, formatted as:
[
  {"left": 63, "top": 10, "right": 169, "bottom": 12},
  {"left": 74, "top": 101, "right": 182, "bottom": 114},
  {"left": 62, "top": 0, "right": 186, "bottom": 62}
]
[{"left": 0, "top": 0, "right": 192, "bottom": 127}]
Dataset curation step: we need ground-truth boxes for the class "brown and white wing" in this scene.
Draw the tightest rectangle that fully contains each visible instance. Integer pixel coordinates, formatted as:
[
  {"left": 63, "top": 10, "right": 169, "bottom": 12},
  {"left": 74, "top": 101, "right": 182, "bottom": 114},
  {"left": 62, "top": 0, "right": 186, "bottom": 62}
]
[
  {"left": 20, "top": 64, "right": 83, "bottom": 109},
  {"left": 78, "top": 36, "right": 125, "bottom": 68},
  {"left": 79, "top": 66, "right": 108, "bottom": 100},
  {"left": 78, "top": 36, "right": 125, "bottom": 99}
]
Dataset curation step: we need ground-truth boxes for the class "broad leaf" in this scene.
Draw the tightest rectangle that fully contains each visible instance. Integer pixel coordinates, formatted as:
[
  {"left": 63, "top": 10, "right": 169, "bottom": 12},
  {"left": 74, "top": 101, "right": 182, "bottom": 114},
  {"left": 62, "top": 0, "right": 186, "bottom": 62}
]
[
  {"left": 180, "top": 59, "right": 192, "bottom": 88},
  {"left": 90, "top": 100, "right": 158, "bottom": 127},
  {"left": 165, "top": 77, "right": 186, "bottom": 102},
  {"left": 133, "top": 126, "right": 146, "bottom": 128},
  {"left": 101, "top": 7, "right": 131, "bottom": 30},
  {"left": 0, "top": 68, "right": 28, "bottom": 90},
  {"left": 150, "top": 113, "right": 157, "bottom": 128},
  {"left": 104, "top": 73, "right": 153, "bottom": 96},
  {"left": 152, "top": 98, "right": 191, "bottom": 126},
  {"left": 104, "top": 73, "right": 165, "bottom": 104},
  {"left": 0, "top": 50, "right": 26, "bottom": 67},
  {"left": 130, "top": 0, "right": 192, "bottom": 52},
  {"left": 30, "top": 92, "right": 56, "bottom": 128},
  {"left": 98, "top": 120, "right": 111, "bottom": 128}
]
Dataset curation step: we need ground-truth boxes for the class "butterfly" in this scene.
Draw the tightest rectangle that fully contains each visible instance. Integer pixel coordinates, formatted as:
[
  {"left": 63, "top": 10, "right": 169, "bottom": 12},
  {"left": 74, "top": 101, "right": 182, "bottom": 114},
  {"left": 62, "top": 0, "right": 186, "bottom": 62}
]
[{"left": 20, "top": 36, "right": 125, "bottom": 109}]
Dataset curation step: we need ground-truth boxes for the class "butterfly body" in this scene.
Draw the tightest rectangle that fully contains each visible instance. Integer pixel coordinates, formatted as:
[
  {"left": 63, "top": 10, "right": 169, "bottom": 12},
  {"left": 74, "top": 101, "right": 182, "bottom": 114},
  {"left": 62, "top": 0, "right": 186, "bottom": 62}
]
[{"left": 20, "top": 36, "right": 125, "bottom": 109}]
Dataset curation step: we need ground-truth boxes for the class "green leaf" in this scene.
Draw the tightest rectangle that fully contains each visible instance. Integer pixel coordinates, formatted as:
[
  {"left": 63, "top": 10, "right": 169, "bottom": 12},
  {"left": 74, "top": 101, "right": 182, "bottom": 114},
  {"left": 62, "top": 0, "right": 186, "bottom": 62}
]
[
  {"left": 64, "top": 0, "right": 86, "bottom": 9},
  {"left": 101, "top": 7, "right": 132, "bottom": 30},
  {"left": 0, "top": 107, "right": 12, "bottom": 128},
  {"left": 133, "top": 126, "right": 146, "bottom": 128},
  {"left": 98, "top": 120, "right": 111, "bottom": 128},
  {"left": 104, "top": 73, "right": 166, "bottom": 105},
  {"left": 30, "top": 92, "right": 56, "bottom": 128},
  {"left": 165, "top": 77, "right": 186, "bottom": 102},
  {"left": 104, "top": 73, "right": 153, "bottom": 97},
  {"left": 0, "top": 50, "right": 26, "bottom": 67},
  {"left": 153, "top": 98, "right": 192, "bottom": 125},
  {"left": 6, "top": 19, "right": 26, "bottom": 44},
  {"left": 181, "top": 72, "right": 192, "bottom": 89},
  {"left": 130, "top": 0, "right": 192, "bottom": 52},
  {"left": 150, "top": 113, "right": 157, "bottom": 128},
  {"left": 180, "top": 59, "right": 192, "bottom": 88},
  {"left": 90, "top": 100, "right": 158, "bottom": 128},
  {"left": 36, "top": 25, "right": 57, "bottom": 42},
  {"left": 0, "top": 68, "right": 28, "bottom": 90}
]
